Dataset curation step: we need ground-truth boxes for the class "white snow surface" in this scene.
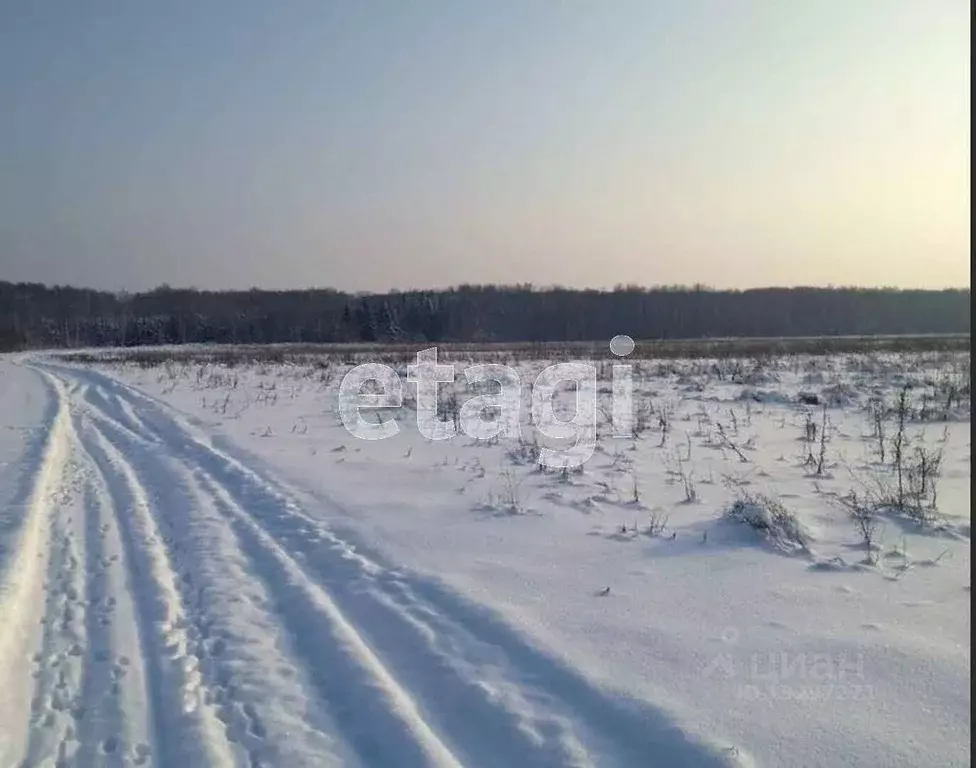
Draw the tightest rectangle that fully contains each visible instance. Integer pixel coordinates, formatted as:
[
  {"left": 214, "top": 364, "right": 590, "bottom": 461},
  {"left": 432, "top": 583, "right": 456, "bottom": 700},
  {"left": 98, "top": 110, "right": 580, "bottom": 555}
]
[{"left": 0, "top": 350, "right": 970, "bottom": 767}]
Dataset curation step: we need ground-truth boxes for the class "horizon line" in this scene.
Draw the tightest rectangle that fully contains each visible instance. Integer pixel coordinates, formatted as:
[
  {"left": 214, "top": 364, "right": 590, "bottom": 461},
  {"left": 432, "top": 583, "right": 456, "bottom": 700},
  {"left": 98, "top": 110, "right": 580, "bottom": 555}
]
[{"left": 4, "top": 280, "right": 972, "bottom": 296}]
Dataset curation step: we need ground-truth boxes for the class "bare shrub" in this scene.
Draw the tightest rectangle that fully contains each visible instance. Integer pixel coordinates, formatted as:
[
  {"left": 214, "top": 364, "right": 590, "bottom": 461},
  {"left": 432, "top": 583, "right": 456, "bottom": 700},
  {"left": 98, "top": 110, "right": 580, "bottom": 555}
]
[
  {"left": 634, "top": 398, "right": 653, "bottom": 437},
  {"left": 837, "top": 491, "right": 883, "bottom": 562},
  {"left": 869, "top": 397, "right": 887, "bottom": 463},
  {"left": 675, "top": 450, "right": 698, "bottom": 503},
  {"left": 815, "top": 404, "right": 829, "bottom": 476},
  {"left": 846, "top": 435, "right": 945, "bottom": 529},
  {"left": 507, "top": 434, "right": 540, "bottom": 466},
  {"left": 716, "top": 423, "right": 749, "bottom": 463},
  {"left": 496, "top": 469, "right": 524, "bottom": 514},
  {"left": 890, "top": 384, "right": 910, "bottom": 508},
  {"left": 803, "top": 411, "right": 818, "bottom": 443},
  {"left": 724, "top": 492, "right": 810, "bottom": 553},
  {"left": 434, "top": 385, "right": 462, "bottom": 433},
  {"left": 904, "top": 443, "right": 945, "bottom": 525},
  {"left": 645, "top": 508, "right": 670, "bottom": 537},
  {"left": 682, "top": 470, "right": 698, "bottom": 504}
]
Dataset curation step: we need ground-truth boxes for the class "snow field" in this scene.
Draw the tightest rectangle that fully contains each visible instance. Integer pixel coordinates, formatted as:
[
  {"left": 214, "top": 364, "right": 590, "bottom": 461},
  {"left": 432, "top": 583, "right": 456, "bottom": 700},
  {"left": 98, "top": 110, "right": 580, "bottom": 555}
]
[{"left": 0, "top": 348, "right": 969, "bottom": 767}]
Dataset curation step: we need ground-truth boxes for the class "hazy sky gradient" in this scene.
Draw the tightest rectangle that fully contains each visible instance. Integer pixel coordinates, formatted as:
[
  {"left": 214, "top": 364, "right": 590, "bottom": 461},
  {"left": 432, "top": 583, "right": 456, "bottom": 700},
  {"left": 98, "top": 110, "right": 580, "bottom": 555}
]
[{"left": 1, "top": 1, "right": 969, "bottom": 292}]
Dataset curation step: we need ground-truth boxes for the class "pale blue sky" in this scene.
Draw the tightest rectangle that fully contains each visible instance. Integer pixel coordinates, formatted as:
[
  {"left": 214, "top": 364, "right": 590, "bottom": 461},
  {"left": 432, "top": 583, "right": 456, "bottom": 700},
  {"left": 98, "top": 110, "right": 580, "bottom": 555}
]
[{"left": 0, "top": 1, "right": 969, "bottom": 291}]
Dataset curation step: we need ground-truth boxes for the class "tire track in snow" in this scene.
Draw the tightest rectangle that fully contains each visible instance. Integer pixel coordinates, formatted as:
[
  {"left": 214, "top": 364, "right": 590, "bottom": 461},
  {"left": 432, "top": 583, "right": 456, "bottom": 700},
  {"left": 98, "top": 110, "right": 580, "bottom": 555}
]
[
  {"left": 191, "top": 468, "right": 594, "bottom": 768},
  {"left": 80, "top": 417, "right": 356, "bottom": 768},
  {"left": 65, "top": 400, "right": 159, "bottom": 768},
  {"left": 80, "top": 384, "right": 158, "bottom": 449},
  {"left": 188, "top": 456, "right": 729, "bottom": 768},
  {"left": 112, "top": 390, "right": 159, "bottom": 444},
  {"left": 83, "top": 404, "right": 458, "bottom": 768},
  {"left": 54, "top": 363, "right": 743, "bottom": 768},
  {"left": 77, "top": 416, "right": 237, "bottom": 768},
  {"left": 195, "top": 471, "right": 464, "bottom": 768},
  {"left": 0, "top": 369, "right": 70, "bottom": 766},
  {"left": 72, "top": 473, "right": 153, "bottom": 767},
  {"left": 22, "top": 448, "right": 88, "bottom": 767},
  {"left": 2, "top": 365, "right": 224, "bottom": 768}
]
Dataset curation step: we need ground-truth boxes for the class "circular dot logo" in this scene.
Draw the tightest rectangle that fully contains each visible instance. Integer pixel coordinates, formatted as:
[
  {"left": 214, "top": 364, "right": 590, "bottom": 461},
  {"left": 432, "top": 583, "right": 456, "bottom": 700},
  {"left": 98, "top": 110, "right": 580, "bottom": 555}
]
[{"left": 609, "top": 334, "right": 635, "bottom": 357}]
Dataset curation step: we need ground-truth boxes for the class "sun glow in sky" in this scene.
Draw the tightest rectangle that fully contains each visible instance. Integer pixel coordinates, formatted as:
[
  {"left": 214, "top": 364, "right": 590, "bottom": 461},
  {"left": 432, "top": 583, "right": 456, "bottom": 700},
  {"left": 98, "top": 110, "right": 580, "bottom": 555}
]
[{"left": 0, "top": 1, "right": 969, "bottom": 291}]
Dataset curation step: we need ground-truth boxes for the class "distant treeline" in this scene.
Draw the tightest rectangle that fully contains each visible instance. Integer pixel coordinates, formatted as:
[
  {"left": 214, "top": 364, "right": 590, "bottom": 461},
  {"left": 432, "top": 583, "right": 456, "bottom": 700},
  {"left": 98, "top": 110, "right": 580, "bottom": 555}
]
[{"left": 0, "top": 281, "right": 970, "bottom": 351}]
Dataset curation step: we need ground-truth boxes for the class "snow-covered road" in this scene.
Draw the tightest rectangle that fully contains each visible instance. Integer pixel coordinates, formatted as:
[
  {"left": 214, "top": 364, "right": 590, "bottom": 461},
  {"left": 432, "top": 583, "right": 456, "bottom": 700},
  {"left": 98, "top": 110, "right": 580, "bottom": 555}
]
[{"left": 1, "top": 361, "right": 737, "bottom": 768}]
